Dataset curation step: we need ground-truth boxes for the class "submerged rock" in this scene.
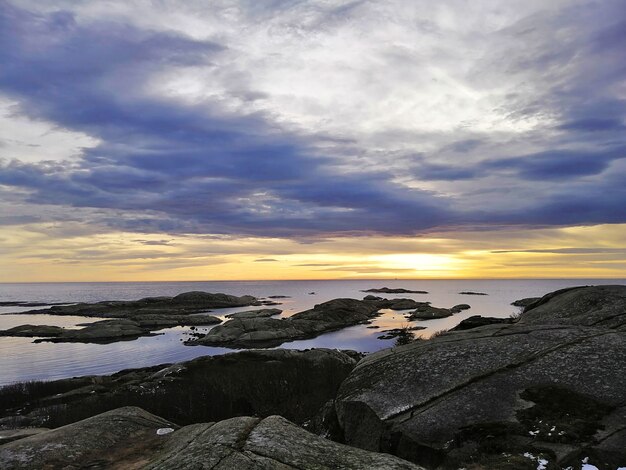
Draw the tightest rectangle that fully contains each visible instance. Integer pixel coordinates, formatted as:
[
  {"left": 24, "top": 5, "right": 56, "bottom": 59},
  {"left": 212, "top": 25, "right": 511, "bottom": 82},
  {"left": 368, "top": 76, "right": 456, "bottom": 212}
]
[
  {"left": 190, "top": 298, "right": 380, "bottom": 348},
  {"left": 0, "top": 407, "right": 424, "bottom": 469},
  {"left": 336, "top": 285, "right": 626, "bottom": 469}
]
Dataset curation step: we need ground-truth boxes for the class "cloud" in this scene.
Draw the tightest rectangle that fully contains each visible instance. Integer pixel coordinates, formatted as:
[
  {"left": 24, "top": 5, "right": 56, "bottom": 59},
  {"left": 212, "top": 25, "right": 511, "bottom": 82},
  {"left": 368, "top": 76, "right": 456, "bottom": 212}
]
[{"left": 0, "top": 0, "right": 625, "bottom": 243}]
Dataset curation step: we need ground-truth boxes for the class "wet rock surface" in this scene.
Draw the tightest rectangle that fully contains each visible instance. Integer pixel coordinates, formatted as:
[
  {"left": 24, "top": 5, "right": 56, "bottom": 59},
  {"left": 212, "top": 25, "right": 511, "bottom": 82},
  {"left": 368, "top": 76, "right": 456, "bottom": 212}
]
[
  {"left": 15, "top": 291, "right": 258, "bottom": 318},
  {"left": 336, "top": 285, "right": 626, "bottom": 469},
  {"left": 190, "top": 298, "right": 381, "bottom": 348},
  {"left": 0, "top": 349, "right": 359, "bottom": 430},
  {"left": 0, "top": 407, "right": 424, "bottom": 469}
]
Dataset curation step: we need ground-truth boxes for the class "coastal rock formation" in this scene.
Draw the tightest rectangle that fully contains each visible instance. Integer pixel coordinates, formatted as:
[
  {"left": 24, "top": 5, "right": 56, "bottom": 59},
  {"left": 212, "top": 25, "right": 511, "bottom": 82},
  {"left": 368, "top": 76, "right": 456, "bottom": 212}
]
[
  {"left": 0, "top": 349, "right": 358, "bottom": 429},
  {"left": 2, "top": 315, "right": 222, "bottom": 344},
  {"left": 511, "top": 296, "right": 541, "bottom": 307},
  {"left": 16, "top": 291, "right": 257, "bottom": 318},
  {"left": 190, "top": 298, "right": 380, "bottom": 348},
  {"left": 335, "top": 285, "right": 626, "bottom": 469},
  {"left": 458, "top": 291, "right": 488, "bottom": 295},
  {"left": 225, "top": 308, "right": 282, "bottom": 319},
  {"left": 362, "top": 287, "right": 428, "bottom": 294},
  {"left": 449, "top": 315, "right": 514, "bottom": 331},
  {"left": 405, "top": 304, "right": 454, "bottom": 320},
  {"left": 0, "top": 407, "right": 424, "bottom": 469}
]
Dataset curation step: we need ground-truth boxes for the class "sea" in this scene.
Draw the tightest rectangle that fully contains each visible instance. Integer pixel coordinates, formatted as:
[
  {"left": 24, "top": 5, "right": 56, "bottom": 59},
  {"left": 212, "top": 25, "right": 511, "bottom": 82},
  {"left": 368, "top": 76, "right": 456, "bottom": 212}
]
[{"left": 1, "top": 279, "right": 623, "bottom": 386}]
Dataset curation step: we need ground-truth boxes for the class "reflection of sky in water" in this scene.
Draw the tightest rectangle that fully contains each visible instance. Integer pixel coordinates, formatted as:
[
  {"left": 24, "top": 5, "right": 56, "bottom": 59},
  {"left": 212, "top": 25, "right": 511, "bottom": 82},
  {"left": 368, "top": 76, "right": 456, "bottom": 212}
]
[{"left": 1, "top": 279, "right": 622, "bottom": 385}]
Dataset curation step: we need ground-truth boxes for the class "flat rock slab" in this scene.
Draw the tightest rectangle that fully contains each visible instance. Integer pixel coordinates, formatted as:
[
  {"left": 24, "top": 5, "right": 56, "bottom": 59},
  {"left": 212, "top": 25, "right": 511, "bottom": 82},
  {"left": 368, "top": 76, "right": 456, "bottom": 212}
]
[
  {"left": 191, "top": 298, "right": 380, "bottom": 348},
  {"left": 336, "top": 285, "right": 626, "bottom": 469},
  {"left": 0, "top": 428, "right": 50, "bottom": 445},
  {"left": 0, "top": 407, "right": 424, "bottom": 469}
]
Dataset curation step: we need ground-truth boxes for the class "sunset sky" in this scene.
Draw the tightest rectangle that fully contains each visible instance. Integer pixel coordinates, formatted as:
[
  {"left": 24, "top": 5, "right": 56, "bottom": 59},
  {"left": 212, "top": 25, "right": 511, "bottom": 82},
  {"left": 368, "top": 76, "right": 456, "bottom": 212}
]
[{"left": 0, "top": 0, "right": 624, "bottom": 282}]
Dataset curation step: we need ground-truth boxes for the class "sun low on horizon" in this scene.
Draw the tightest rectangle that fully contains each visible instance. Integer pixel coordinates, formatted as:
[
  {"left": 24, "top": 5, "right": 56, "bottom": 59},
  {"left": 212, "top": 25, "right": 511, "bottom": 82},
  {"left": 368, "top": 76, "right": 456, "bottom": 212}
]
[{"left": 0, "top": 0, "right": 624, "bottom": 283}]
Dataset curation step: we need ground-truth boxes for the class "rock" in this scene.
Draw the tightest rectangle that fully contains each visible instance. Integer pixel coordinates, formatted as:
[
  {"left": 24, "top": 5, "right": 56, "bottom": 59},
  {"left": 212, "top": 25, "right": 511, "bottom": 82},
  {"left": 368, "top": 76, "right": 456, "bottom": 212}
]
[
  {"left": 450, "top": 303, "right": 471, "bottom": 313},
  {"left": 519, "top": 285, "right": 626, "bottom": 329},
  {"left": 190, "top": 298, "right": 381, "bottom": 348},
  {"left": 268, "top": 295, "right": 290, "bottom": 299},
  {"left": 3, "top": 315, "right": 222, "bottom": 344},
  {"left": 458, "top": 291, "right": 488, "bottom": 295},
  {"left": 363, "top": 287, "right": 428, "bottom": 294},
  {"left": 335, "top": 285, "right": 626, "bottom": 469},
  {"left": 34, "top": 319, "right": 151, "bottom": 344},
  {"left": 225, "top": 308, "right": 282, "bottom": 319},
  {"left": 15, "top": 291, "right": 258, "bottom": 318},
  {"left": 0, "top": 349, "right": 358, "bottom": 430},
  {"left": 406, "top": 304, "right": 453, "bottom": 320},
  {"left": 363, "top": 294, "right": 383, "bottom": 301},
  {"left": 0, "top": 325, "right": 65, "bottom": 337},
  {"left": 364, "top": 297, "right": 431, "bottom": 310},
  {"left": 449, "top": 315, "right": 515, "bottom": 331},
  {"left": 511, "top": 297, "right": 541, "bottom": 307},
  {"left": 0, "top": 407, "right": 177, "bottom": 469},
  {"left": 0, "top": 407, "right": 424, "bottom": 469},
  {"left": 0, "top": 428, "right": 50, "bottom": 444}
]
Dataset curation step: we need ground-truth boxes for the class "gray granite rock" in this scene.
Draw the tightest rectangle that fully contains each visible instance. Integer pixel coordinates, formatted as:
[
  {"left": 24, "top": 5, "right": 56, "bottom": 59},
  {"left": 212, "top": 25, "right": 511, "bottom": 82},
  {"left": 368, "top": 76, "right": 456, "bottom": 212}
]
[{"left": 336, "top": 285, "right": 626, "bottom": 469}]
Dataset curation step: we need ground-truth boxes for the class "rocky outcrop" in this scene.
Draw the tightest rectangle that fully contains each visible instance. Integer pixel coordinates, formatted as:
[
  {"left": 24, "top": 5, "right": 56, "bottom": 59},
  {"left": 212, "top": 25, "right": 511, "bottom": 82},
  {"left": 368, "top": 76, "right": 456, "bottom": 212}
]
[
  {"left": 406, "top": 304, "right": 454, "bottom": 320},
  {"left": 511, "top": 296, "right": 541, "bottom": 307},
  {"left": 190, "top": 298, "right": 381, "bottom": 348},
  {"left": 449, "top": 315, "right": 514, "bottom": 331},
  {"left": 15, "top": 291, "right": 257, "bottom": 318},
  {"left": 0, "top": 428, "right": 49, "bottom": 445},
  {"left": 0, "top": 349, "right": 359, "bottom": 430},
  {"left": 0, "top": 407, "right": 424, "bottom": 469},
  {"left": 225, "top": 308, "right": 282, "bottom": 319},
  {"left": 363, "top": 288, "right": 429, "bottom": 294},
  {"left": 335, "top": 285, "right": 626, "bottom": 469},
  {"left": 458, "top": 291, "right": 488, "bottom": 295},
  {"left": 0, "top": 325, "right": 65, "bottom": 337},
  {"left": 2, "top": 315, "right": 222, "bottom": 344}
]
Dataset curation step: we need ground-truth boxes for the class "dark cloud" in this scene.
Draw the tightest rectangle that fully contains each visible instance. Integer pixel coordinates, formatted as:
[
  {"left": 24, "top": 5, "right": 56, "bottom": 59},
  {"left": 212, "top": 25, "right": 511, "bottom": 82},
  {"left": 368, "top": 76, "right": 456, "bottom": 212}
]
[{"left": 0, "top": 0, "right": 625, "bottom": 240}]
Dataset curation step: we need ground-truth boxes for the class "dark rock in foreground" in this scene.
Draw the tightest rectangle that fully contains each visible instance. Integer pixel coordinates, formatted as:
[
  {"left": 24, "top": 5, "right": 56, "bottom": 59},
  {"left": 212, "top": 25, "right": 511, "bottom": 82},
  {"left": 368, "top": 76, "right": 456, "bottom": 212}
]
[
  {"left": 190, "top": 298, "right": 381, "bottom": 348},
  {"left": 0, "top": 428, "right": 49, "bottom": 445},
  {"left": 0, "top": 349, "right": 359, "bottom": 430},
  {"left": 0, "top": 407, "right": 424, "bottom": 469},
  {"left": 336, "top": 285, "right": 626, "bottom": 469},
  {"left": 16, "top": 291, "right": 257, "bottom": 318},
  {"left": 363, "top": 287, "right": 428, "bottom": 294}
]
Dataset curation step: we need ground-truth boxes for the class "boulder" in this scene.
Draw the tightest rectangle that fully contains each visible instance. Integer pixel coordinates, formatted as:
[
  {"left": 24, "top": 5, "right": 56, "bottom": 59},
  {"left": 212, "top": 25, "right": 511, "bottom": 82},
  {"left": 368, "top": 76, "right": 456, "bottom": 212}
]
[
  {"left": 335, "top": 285, "right": 626, "bottom": 469},
  {"left": 0, "top": 407, "right": 424, "bottom": 469},
  {"left": 191, "top": 298, "right": 380, "bottom": 348}
]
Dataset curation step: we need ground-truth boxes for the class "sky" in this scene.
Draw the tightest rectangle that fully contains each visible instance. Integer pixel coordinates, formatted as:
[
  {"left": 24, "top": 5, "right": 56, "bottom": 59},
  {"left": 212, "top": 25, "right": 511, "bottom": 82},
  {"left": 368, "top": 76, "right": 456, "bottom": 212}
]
[{"left": 0, "top": 0, "right": 624, "bottom": 282}]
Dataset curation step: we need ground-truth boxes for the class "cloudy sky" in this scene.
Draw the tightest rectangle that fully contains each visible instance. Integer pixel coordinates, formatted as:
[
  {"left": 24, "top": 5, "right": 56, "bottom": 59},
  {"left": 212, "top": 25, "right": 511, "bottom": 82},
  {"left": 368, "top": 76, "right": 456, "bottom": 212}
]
[{"left": 0, "top": 0, "right": 624, "bottom": 281}]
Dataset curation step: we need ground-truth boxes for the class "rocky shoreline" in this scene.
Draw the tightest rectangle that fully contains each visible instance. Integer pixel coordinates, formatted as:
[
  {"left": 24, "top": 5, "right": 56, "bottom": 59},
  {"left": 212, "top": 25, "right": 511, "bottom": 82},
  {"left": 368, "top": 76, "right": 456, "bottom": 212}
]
[{"left": 1, "top": 285, "right": 625, "bottom": 469}]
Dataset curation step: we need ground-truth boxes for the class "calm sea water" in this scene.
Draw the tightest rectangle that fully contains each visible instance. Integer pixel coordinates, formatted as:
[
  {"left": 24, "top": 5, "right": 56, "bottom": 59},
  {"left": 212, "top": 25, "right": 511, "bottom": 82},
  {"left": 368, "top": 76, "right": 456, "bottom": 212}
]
[{"left": 0, "top": 279, "right": 623, "bottom": 386}]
